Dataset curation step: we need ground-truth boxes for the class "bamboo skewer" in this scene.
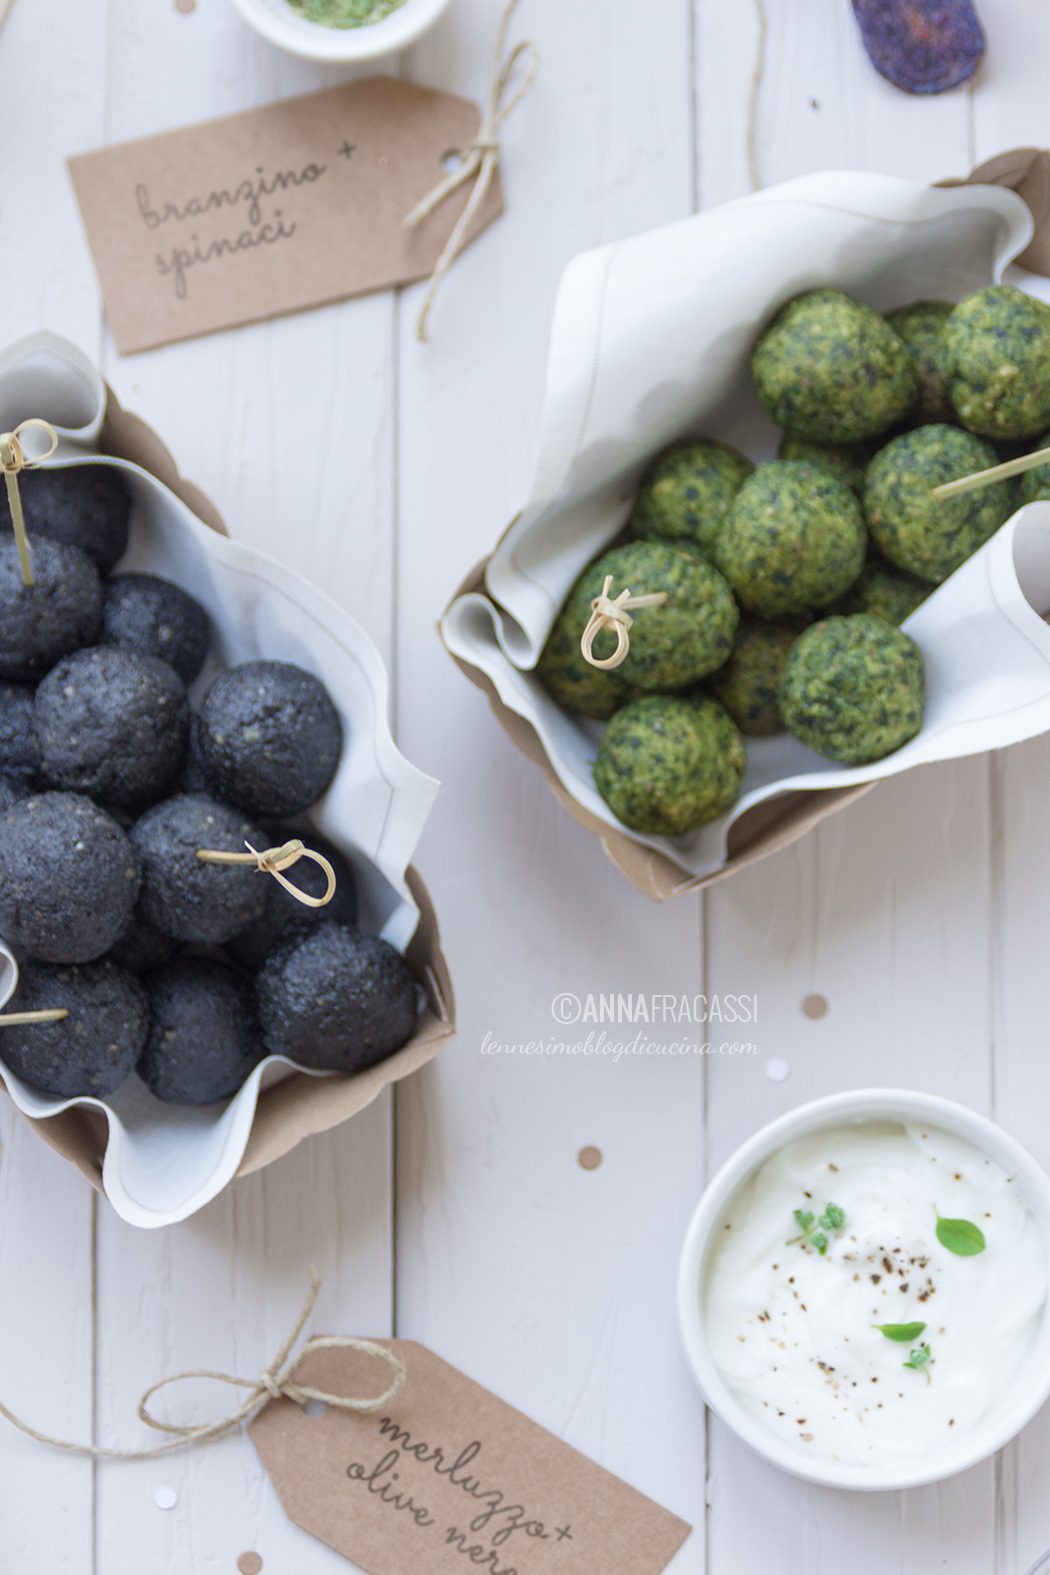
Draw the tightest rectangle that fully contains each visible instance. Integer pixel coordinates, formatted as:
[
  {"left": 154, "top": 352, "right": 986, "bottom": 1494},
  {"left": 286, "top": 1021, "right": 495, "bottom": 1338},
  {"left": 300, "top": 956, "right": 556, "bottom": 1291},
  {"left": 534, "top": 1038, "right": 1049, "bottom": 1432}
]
[{"left": 930, "top": 444, "right": 1050, "bottom": 501}]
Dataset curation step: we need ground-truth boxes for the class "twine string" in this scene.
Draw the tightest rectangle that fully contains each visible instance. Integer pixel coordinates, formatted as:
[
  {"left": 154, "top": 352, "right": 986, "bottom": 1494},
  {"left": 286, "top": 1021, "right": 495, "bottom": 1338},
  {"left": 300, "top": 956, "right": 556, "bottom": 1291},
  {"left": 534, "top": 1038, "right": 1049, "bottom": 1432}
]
[
  {"left": 0, "top": 1270, "right": 406, "bottom": 1460},
  {"left": 0, "top": 418, "right": 59, "bottom": 587},
  {"left": 404, "top": 0, "right": 539, "bottom": 343},
  {"left": 746, "top": 0, "right": 768, "bottom": 192},
  {"left": 579, "top": 576, "right": 669, "bottom": 671},
  {"left": 930, "top": 443, "right": 1050, "bottom": 500},
  {"left": 196, "top": 839, "right": 337, "bottom": 909}
]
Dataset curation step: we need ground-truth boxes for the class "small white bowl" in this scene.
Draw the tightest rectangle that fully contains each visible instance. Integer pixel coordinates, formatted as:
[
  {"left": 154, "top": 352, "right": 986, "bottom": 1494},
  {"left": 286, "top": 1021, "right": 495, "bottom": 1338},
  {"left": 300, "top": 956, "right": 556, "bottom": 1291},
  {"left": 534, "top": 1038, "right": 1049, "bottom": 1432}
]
[
  {"left": 678, "top": 1088, "right": 1050, "bottom": 1491},
  {"left": 227, "top": 0, "right": 452, "bottom": 61}
]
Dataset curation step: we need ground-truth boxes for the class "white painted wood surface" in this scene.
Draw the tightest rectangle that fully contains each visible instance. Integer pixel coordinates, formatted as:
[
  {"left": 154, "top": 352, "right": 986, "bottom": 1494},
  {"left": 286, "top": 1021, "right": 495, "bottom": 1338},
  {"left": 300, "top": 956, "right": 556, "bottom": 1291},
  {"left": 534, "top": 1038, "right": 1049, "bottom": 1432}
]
[{"left": 0, "top": 0, "right": 1047, "bottom": 1570}]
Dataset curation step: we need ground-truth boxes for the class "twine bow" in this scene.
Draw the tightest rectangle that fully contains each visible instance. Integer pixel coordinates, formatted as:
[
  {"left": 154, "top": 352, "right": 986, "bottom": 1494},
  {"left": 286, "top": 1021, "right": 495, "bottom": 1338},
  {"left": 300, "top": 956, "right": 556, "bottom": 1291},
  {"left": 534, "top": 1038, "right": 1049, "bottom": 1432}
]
[
  {"left": 579, "top": 576, "right": 669, "bottom": 671},
  {"left": 0, "top": 418, "right": 59, "bottom": 586},
  {"left": 0, "top": 1270, "right": 406, "bottom": 1460},
  {"left": 404, "top": 0, "right": 539, "bottom": 343},
  {"left": 196, "top": 838, "right": 337, "bottom": 909}
]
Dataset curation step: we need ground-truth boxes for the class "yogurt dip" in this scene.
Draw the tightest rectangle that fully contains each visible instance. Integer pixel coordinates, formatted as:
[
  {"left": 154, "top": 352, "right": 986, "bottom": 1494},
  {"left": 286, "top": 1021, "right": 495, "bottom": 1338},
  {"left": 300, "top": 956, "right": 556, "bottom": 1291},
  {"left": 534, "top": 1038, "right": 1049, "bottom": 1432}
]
[{"left": 703, "top": 1120, "right": 1048, "bottom": 1467}]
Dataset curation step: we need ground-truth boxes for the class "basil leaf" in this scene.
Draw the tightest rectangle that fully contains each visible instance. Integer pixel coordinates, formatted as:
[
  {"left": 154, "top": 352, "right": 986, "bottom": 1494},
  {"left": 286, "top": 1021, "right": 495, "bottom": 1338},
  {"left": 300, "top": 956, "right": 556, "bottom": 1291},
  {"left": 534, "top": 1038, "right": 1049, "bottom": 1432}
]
[
  {"left": 794, "top": 1209, "right": 814, "bottom": 1231},
  {"left": 819, "top": 1203, "right": 845, "bottom": 1231},
  {"left": 936, "top": 1214, "right": 987, "bottom": 1256},
  {"left": 811, "top": 1232, "right": 828, "bottom": 1255},
  {"left": 873, "top": 1321, "right": 927, "bottom": 1342}
]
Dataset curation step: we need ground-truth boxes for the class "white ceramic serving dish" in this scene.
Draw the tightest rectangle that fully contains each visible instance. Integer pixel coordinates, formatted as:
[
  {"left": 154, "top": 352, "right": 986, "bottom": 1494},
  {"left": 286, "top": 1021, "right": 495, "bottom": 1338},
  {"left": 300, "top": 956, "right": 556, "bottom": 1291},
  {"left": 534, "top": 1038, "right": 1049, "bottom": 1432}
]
[
  {"left": 677, "top": 1088, "right": 1050, "bottom": 1491},
  {"left": 227, "top": 0, "right": 452, "bottom": 62},
  {"left": 0, "top": 332, "right": 442, "bottom": 1229}
]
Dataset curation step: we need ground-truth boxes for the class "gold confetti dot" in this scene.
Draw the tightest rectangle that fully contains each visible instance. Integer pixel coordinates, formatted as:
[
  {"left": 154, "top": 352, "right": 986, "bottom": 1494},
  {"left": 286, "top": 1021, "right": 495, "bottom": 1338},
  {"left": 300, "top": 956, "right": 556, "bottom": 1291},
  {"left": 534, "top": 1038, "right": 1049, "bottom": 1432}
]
[
  {"left": 802, "top": 994, "right": 828, "bottom": 1021},
  {"left": 577, "top": 1145, "right": 602, "bottom": 1171},
  {"left": 237, "top": 1556, "right": 263, "bottom": 1575}
]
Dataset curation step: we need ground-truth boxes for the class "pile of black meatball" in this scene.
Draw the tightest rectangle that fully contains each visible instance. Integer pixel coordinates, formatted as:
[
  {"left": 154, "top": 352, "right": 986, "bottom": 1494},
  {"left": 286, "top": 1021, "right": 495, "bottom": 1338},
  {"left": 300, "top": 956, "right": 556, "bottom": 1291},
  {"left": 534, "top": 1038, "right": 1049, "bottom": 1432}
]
[{"left": 0, "top": 464, "right": 419, "bottom": 1106}]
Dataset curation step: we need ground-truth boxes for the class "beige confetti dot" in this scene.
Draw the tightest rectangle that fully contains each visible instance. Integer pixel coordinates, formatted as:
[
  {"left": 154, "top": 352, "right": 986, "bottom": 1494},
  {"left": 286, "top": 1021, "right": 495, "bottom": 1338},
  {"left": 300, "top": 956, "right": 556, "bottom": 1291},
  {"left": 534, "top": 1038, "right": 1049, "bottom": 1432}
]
[
  {"left": 175, "top": 0, "right": 196, "bottom": 12},
  {"left": 237, "top": 1556, "right": 263, "bottom": 1575},
  {"left": 802, "top": 994, "right": 828, "bottom": 1021},
  {"left": 577, "top": 1145, "right": 602, "bottom": 1171}
]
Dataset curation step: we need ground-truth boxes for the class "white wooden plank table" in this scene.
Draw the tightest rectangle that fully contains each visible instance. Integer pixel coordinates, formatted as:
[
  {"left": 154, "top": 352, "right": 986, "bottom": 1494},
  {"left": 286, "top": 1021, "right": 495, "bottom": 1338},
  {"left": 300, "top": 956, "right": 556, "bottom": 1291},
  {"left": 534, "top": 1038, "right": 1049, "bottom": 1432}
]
[{"left": 1, "top": 0, "right": 1048, "bottom": 1571}]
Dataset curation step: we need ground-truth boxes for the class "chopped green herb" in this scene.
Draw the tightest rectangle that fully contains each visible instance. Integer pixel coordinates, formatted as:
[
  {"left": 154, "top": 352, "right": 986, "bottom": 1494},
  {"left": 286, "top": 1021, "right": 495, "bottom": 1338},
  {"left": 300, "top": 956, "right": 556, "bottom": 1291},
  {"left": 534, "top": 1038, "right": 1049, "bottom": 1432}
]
[
  {"left": 788, "top": 1201, "right": 845, "bottom": 1252},
  {"left": 935, "top": 1214, "right": 986, "bottom": 1256},
  {"left": 873, "top": 1321, "right": 927, "bottom": 1342},
  {"left": 903, "top": 1342, "right": 933, "bottom": 1381}
]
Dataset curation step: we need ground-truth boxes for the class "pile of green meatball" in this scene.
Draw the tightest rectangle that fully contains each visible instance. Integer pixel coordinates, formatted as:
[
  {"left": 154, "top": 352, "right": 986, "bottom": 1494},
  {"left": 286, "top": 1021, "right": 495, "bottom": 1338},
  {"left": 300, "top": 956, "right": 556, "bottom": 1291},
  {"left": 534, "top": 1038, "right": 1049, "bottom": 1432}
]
[{"left": 538, "top": 283, "right": 1050, "bottom": 838}]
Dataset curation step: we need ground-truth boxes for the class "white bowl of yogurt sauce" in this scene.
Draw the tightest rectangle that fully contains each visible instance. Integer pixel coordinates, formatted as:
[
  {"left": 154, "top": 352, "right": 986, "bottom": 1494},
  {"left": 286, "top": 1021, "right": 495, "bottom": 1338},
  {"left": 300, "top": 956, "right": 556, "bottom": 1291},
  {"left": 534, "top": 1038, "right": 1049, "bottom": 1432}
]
[
  {"left": 227, "top": 0, "right": 453, "bottom": 62},
  {"left": 678, "top": 1089, "right": 1050, "bottom": 1490}
]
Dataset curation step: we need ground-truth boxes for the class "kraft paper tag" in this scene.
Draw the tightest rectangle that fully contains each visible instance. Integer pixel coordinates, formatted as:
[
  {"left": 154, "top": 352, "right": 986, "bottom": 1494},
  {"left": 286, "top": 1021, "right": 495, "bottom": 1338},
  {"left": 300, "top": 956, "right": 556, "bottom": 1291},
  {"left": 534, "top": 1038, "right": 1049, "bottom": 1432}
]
[
  {"left": 249, "top": 1340, "right": 691, "bottom": 1575},
  {"left": 68, "top": 78, "right": 504, "bottom": 354}
]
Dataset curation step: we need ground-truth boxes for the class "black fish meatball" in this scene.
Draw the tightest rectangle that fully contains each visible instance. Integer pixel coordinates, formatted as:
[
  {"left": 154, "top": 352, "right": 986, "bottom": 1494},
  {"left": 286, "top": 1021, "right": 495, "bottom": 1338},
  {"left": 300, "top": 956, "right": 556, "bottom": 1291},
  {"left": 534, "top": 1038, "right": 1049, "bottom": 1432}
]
[
  {"left": 0, "top": 536, "right": 102, "bottom": 683},
  {"left": 227, "top": 827, "right": 358, "bottom": 970},
  {"left": 34, "top": 646, "right": 189, "bottom": 810},
  {"left": 12, "top": 463, "right": 131, "bottom": 574},
  {"left": 130, "top": 794, "right": 267, "bottom": 945},
  {"left": 0, "top": 792, "right": 141, "bottom": 963},
  {"left": 139, "top": 957, "right": 262, "bottom": 1105},
  {"left": 0, "top": 958, "right": 147, "bottom": 1098},
  {"left": 0, "top": 682, "right": 39, "bottom": 785},
  {"left": 256, "top": 923, "right": 418, "bottom": 1073},
  {"left": 0, "top": 775, "right": 29, "bottom": 815},
  {"left": 102, "top": 574, "right": 210, "bottom": 686},
  {"left": 179, "top": 713, "right": 212, "bottom": 794},
  {"left": 197, "top": 660, "right": 342, "bottom": 819},
  {"left": 107, "top": 904, "right": 178, "bottom": 974}
]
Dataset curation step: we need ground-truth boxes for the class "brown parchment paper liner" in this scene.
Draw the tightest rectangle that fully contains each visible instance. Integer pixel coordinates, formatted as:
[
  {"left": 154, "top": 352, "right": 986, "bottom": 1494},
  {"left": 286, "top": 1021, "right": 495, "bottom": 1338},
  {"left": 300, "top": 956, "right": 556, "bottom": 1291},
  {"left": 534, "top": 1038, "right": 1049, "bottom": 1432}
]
[
  {"left": 443, "top": 155, "right": 1050, "bottom": 902},
  {"left": 13, "top": 382, "right": 455, "bottom": 1195}
]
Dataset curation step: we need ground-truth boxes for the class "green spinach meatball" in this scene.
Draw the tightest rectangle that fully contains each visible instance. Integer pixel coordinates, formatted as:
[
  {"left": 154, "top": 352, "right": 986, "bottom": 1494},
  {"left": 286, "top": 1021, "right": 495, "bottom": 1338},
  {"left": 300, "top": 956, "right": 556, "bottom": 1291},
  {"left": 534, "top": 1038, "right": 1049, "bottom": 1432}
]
[
  {"left": 593, "top": 694, "right": 745, "bottom": 837},
  {"left": 0, "top": 958, "right": 147, "bottom": 1099},
  {"left": 102, "top": 574, "right": 210, "bottom": 686},
  {"left": 780, "top": 614, "right": 925, "bottom": 765},
  {"left": 885, "top": 301, "right": 953, "bottom": 425},
  {"left": 830, "top": 552, "right": 928, "bottom": 624},
  {"left": 537, "top": 573, "right": 635, "bottom": 720},
  {"left": 256, "top": 923, "right": 418, "bottom": 1072},
  {"left": 139, "top": 957, "right": 263, "bottom": 1105},
  {"left": 0, "top": 793, "right": 140, "bottom": 964},
  {"left": 197, "top": 660, "right": 342, "bottom": 819},
  {"left": 708, "top": 616, "right": 799, "bottom": 735},
  {"left": 752, "top": 289, "right": 917, "bottom": 444},
  {"left": 715, "top": 461, "right": 866, "bottom": 617},
  {"left": 944, "top": 285, "right": 1050, "bottom": 440},
  {"left": 629, "top": 439, "right": 753, "bottom": 555},
  {"left": 1018, "top": 429, "right": 1050, "bottom": 505},
  {"left": 34, "top": 646, "right": 189, "bottom": 811},
  {"left": 864, "top": 424, "right": 1012, "bottom": 584},
  {"left": 546, "top": 541, "right": 738, "bottom": 697},
  {"left": 130, "top": 793, "right": 267, "bottom": 945},
  {"left": 11, "top": 463, "right": 131, "bottom": 574},
  {"left": 0, "top": 536, "right": 102, "bottom": 683},
  {"left": 776, "top": 435, "right": 869, "bottom": 495}
]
